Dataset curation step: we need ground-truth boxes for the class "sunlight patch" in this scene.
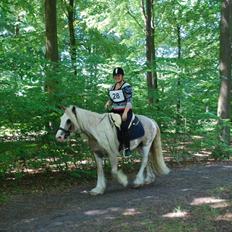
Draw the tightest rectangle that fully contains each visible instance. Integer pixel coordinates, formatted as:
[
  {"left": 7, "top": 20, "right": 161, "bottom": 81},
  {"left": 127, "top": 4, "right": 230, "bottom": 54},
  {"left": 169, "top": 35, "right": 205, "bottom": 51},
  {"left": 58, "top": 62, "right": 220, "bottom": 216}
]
[
  {"left": 144, "top": 195, "right": 154, "bottom": 199},
  {"left": 84, "top": 207, "right": 121, "bottom": 216},
  {"left": 181, "top": 188, "right": 193, "bottom": 192},
  {"left": 97, "top": 83, "right": 111, "bottom": 89},
  {"left": 193, "top": 152, "right": 209, "bottom": 158},
  {"left": 122, "top": 208, "right": 141, "bottom": 216},
  {"left": 163, "top": 210, "right": 189, "bottom": 218},
  {"left": 216, "top": 213, "right": 232, "bottom": 222},
  {"left": 85, "top": 209, "right": 108, "bottom": 216},
  {"left": 223, "top": 165, "right": 232, "bottom": 169},
  {"left": 210, "top": 202, "right": 230, "bottom": 209},
  {"left": 191, "top": 197, "right": 226, "bottom": 206}
]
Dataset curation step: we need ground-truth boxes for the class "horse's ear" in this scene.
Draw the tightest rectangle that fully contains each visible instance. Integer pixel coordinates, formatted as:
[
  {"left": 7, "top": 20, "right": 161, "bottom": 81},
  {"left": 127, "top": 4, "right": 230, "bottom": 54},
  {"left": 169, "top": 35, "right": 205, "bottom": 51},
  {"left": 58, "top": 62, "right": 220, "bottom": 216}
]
[
  {"left": 59, "top": 105, "right": 66, "bottom": 111},
  {"left": 72, "top": 106, "right": 77, "bottom": 117}
]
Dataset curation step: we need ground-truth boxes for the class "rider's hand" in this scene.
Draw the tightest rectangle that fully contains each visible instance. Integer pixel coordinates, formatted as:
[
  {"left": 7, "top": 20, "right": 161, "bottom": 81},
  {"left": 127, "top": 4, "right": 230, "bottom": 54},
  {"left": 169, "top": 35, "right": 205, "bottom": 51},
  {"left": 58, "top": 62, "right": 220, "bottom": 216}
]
[
  {"left": 122, "top": 111, "right": 127, "bottom": 121},
  {"left": 105, "top": 101, "right": 111, "bottom": 110}
]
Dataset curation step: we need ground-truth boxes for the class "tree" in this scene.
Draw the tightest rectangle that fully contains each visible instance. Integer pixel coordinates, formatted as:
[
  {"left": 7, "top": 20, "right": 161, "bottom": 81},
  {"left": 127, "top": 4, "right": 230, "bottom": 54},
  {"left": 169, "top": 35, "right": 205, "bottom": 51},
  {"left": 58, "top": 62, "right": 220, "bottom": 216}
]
[
  {"left": 217, "top": 0, "right": 231, "bottom": 146},
  {"left": 176, "top": 24, "right": 181, "bottom": 129},
  {"left": 142, "top": 0, "right": 157, "bottom": 104},
  {"left": 64, "top": 0, "right": 77, "bottom": 75},
  {"left": 44, "top": 0, "right": 59, "bottom": 94},
  {"left": 45, "top": 0, "right": 58, "bottom": 63}
]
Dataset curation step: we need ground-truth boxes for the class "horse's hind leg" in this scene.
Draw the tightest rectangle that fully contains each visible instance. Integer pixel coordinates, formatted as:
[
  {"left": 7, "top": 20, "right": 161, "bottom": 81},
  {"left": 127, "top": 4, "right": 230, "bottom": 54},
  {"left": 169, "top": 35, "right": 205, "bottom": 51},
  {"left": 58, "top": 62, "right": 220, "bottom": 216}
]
[
  {"left": 90, "top": 153, "right": 106, "bottom": 195},
  {"left": 133, "top": 144, "right": 151, "bottom": 187},
  {"left": 145, "top": 162, "right": 156, "bottom": 184}
]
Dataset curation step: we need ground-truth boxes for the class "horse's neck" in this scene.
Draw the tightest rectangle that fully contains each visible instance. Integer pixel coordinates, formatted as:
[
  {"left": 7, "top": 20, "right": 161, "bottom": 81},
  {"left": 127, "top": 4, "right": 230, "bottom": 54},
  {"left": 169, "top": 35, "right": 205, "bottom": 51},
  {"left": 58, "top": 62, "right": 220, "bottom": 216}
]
[
  {"left": 76, "top": 107, "right": 118, "bottom": 152},
  {"left": 76, "top": 108, "right": 103, "bottom": 134}
]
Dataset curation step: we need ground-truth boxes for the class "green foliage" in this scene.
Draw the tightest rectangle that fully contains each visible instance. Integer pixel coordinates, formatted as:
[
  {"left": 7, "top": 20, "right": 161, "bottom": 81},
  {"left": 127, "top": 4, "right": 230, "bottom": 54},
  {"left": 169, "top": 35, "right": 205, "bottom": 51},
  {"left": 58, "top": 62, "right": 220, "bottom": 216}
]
[{"left": 0, "top": 0, "right": 231, "bottom": 180}]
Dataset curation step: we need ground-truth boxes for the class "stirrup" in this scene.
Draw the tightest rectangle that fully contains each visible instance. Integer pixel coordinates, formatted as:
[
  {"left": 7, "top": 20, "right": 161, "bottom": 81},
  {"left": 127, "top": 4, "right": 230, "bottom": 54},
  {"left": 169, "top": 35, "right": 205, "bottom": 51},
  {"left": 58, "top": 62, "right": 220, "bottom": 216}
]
[
  {"left": 123, "top": 148, "right": 131, "bottom": 158},
  {"left": 119, "top": 143, "right": 123, "bottom": 152}
]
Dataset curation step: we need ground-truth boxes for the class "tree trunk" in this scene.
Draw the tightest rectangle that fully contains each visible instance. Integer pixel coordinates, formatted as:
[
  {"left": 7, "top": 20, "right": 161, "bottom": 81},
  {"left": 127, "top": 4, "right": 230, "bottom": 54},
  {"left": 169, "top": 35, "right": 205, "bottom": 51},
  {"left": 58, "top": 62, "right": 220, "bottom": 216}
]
[
  {"left": 44, "top": 0, "right": 59, "bottom": 93},
  {"left": 67, "top": 0, "right": 77, "bottom": 75},
  {"left": 142, "top": 0, "right": 157, "bottom": 104},
  {"left": 45, "top": 0, "right": 58, "bottom": 63},
  {"left": 44, "top": 0, "right": 60, "bottom": 133},
  {"left": 15, "top": 15, "right": 20, "bottom": 36},
  {"left": 176, "top": 25, "right": 181, "bottom": 129},
  {"left": 217, "top": 0, "right": 231, "bottom": 145}
]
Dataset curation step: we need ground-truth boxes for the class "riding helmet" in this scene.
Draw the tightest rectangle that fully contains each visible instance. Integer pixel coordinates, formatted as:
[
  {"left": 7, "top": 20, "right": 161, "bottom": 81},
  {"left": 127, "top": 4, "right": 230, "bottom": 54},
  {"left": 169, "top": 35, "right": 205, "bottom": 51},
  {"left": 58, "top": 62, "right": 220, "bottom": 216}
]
[{"left": 113, "top": 67, "right": 124, "bottom": 76}]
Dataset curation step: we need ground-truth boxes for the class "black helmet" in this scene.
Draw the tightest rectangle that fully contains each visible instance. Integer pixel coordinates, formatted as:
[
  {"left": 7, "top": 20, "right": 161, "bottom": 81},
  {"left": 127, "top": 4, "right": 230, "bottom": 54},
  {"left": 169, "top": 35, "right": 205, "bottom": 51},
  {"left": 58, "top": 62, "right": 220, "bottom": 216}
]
[{"left": 113, "top": 67, "right": 124, "bottom": 76}]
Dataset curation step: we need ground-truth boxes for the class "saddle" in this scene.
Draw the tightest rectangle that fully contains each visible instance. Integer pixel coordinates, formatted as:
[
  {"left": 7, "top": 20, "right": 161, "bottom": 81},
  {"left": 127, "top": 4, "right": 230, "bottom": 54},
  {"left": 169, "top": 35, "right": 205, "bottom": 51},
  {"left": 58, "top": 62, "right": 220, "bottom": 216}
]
[
  {"left": 109, "top": 113, "right": 145, "bottom": 141},
  {"left": 128, "top": 115, "right": 145, "bottom": 140}
]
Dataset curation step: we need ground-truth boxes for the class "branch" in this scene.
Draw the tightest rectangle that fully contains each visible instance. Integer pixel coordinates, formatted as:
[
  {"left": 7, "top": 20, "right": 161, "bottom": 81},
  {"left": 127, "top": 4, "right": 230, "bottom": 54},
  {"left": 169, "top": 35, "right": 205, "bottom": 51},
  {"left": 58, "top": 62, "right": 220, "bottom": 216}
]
[
  {"left": 141, "top": 0, "right": 146, "bottom": 18},
  {"left": 126, "top": 5, "right": 144, "bottom": 30}
]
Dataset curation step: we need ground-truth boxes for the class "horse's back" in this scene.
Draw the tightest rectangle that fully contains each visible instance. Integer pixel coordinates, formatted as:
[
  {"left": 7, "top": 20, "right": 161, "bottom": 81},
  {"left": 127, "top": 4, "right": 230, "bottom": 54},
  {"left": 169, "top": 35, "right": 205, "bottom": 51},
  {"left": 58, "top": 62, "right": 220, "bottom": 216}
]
[
  {"left": 136, "top": 114, "right": 158, "bottom": 138},
  {"left": 136, "top": 114, "right": 158, "bottom": 128}
]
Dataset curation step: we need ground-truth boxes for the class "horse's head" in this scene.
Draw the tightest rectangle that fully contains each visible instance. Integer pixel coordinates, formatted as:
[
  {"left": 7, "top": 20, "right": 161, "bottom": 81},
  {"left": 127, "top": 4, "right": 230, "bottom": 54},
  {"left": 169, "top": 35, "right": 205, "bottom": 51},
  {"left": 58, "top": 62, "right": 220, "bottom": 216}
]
[{"left": 56, "top": 106, "right": 79, "bottom": 142}]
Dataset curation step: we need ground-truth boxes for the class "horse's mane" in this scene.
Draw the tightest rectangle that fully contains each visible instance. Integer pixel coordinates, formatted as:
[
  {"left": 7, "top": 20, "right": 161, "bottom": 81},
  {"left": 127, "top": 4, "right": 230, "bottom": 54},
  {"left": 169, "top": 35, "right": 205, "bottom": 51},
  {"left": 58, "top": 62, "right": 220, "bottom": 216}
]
[{"left": 65, "top": 105, "right": 102, "bottom": 127}]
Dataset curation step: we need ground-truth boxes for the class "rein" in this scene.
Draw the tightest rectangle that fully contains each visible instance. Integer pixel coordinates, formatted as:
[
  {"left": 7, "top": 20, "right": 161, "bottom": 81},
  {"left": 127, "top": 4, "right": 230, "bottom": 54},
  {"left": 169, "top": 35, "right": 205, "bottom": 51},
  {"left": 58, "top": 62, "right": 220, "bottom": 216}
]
[{"left": 98, "top": 114, "right": 108, "bottom": 125}]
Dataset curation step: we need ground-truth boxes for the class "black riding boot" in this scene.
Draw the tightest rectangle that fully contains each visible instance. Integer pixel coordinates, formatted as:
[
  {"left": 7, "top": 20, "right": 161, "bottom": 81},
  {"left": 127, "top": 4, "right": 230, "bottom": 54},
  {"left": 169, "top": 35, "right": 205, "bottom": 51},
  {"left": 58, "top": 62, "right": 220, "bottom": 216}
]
[
  {"left": 123, "top": 130, "right": 131, "bottom": 157},
  {"left": 121, "top": 125, "right": 131, "bottom": 157},
  {"left": 113, "top": 109, "right": 132, "bottom": 156},
  {"left": 117, "top": 129, "right": 123, "bottom": 151}
]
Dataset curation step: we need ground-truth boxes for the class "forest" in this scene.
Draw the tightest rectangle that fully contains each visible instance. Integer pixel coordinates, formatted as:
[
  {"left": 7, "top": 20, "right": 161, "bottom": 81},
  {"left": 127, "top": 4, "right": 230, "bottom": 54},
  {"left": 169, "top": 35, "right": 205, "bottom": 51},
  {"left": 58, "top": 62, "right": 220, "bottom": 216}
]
[{"left": 0, "top": 0, "right": 231, "bottom": 181}]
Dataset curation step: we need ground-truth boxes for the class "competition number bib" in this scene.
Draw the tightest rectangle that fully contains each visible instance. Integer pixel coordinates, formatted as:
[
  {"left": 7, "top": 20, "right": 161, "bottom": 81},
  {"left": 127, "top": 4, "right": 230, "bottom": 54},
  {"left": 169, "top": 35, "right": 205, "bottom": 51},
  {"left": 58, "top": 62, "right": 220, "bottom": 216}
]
[{"left": 109, "top": 90, "right": 125, "bottom": 103}]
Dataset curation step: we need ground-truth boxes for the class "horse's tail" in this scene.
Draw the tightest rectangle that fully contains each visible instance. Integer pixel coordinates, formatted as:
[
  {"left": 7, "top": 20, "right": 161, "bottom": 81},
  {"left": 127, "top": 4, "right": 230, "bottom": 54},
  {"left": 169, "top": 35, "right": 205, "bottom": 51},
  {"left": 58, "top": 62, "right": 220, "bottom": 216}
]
[{"left": 149, "top": 125, "right": 170, "bottom": 176}]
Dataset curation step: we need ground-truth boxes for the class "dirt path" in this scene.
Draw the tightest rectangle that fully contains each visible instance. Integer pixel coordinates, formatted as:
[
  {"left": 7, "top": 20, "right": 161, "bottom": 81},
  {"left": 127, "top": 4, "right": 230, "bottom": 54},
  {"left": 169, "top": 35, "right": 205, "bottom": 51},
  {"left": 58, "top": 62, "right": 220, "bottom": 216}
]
[{"left": 1, "top": 162, "right": 232, "bottom": 232}]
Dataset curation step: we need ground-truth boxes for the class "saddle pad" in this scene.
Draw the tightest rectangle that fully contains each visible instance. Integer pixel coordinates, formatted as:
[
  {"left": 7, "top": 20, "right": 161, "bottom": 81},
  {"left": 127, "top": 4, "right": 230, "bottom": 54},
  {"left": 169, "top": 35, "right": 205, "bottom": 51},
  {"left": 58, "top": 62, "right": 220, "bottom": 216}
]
[
  {"left": 128, "top": 116, "right": 145, "bottom": 140},
  {"left": 109, "top": 113, "right": 122, "bottom": 128}
]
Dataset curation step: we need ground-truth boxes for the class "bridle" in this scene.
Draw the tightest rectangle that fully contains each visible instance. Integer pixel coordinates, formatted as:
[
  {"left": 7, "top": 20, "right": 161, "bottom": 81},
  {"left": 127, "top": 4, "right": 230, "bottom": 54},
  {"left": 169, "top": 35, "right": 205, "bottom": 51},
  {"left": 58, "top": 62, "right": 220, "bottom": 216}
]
[
  {"left": 58, "top": 127, "right": 71, "bottom": 138},
  {"left": 58, "top": 106, "right": 80, "bottom": 138}
]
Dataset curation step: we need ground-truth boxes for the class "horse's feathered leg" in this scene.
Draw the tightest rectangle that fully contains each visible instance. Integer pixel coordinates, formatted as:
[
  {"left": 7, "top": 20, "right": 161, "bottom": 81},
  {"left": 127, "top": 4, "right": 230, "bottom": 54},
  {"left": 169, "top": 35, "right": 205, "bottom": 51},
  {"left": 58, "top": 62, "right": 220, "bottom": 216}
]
[
  {"left": 133, "top": 144, "right": 151, "bottom": 187},
  {"left": 90, "top": 153, "right": 106, "bottom": 195},
  {"left": 109, "top": 154, "right": 128, "bottom": 187},
  {"left": 145, "top": 162, "right": 156, "bottom": 184}
]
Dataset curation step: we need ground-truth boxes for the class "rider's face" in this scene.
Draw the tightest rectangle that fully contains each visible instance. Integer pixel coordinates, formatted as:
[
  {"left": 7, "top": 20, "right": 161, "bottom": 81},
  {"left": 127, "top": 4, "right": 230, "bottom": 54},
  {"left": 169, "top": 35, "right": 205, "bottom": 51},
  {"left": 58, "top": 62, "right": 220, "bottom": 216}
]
[{"left": 114, "top": 74, "right": 123, "bottom": 83}]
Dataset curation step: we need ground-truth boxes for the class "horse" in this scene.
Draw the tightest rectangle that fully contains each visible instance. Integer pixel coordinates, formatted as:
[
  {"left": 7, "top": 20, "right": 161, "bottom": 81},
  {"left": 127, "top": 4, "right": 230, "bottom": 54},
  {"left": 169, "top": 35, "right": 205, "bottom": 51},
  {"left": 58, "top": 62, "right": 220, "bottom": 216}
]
[{"left": 56, "top": 105, "right": 170, "bottom": 195}]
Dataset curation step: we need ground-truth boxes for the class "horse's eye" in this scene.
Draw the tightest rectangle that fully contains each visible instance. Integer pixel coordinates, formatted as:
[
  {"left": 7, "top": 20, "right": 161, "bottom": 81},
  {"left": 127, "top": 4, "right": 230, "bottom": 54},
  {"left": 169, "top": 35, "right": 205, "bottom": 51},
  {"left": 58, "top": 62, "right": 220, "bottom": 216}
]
[{"left": 67, "top": 119, "right": 71, "bottom": 124}]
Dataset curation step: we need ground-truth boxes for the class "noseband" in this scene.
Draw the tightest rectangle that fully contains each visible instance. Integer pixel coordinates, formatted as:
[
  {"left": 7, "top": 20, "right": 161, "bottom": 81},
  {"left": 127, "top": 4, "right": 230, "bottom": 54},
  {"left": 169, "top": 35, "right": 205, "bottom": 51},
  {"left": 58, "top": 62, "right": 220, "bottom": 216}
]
[{"left": 58, "top": 127, "right": 71, "bottom": 138}]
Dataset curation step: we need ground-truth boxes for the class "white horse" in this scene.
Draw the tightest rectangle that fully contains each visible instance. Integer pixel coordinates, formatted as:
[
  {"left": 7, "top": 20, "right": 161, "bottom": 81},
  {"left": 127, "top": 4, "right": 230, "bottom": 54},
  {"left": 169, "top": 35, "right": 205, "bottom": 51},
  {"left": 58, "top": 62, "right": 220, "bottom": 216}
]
[{"left": 56, "top": 105, "right": 170, "bottom": 195}]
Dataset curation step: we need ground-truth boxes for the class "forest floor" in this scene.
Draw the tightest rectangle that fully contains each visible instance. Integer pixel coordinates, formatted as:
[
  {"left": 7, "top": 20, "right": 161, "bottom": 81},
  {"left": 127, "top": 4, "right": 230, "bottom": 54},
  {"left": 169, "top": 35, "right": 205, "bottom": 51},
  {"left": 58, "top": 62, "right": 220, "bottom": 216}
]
[{"left": 0, "top": 161, "right": 232, "bottom": 232}]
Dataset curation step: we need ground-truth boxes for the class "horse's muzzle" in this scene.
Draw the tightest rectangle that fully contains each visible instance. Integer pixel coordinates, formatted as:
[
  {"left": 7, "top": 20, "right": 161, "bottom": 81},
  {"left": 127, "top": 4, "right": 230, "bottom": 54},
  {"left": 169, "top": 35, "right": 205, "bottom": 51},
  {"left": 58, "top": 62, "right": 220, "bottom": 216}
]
[
  {"left": 56, "top": 127, "right": 70, "bottom": 142},
  {"left": 56, "top": 135, "right": 65, "bottom": 142}
]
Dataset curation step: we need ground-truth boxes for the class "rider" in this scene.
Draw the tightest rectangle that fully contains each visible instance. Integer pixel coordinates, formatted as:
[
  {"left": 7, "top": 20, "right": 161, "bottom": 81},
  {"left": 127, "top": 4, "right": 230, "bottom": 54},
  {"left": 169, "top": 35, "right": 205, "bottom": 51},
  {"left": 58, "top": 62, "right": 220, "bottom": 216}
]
[{"left": 105, "top": 67, "right": 133, "bottom": 157}]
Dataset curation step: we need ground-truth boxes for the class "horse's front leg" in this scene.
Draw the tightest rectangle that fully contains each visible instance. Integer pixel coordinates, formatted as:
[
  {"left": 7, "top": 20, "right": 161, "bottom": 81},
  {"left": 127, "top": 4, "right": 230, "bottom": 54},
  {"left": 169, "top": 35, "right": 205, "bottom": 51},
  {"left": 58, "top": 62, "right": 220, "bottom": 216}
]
[
  {"left": 90, "top": 153, "right": 106, "bottom": 195},
  {"left": 109, "top": 153, "right": 128, "bottom": 187},
  {"left": 134, "top": 144, "right": 151, "bottom": 187}
]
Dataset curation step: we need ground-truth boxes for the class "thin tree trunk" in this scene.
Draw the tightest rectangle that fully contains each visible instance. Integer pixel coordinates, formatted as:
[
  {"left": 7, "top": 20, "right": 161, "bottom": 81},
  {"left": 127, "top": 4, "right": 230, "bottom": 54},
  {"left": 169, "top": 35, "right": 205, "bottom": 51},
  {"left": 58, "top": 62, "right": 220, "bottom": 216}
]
[
  {"left": 67, "top": 0, "right": 77, "bottom": 75},
  {"left": 44, "top": 0, "right": 59, "bottom": 93},
  {"left": 45, "top": 0, "right": 59, "bottom": 63},
  {"left": 44, "top": 0, "right": 60, "bottom": 132},
  {"left": 142, "top": 0, "right": 157, "bottom": 104},
  {"left": 217, "top": 0, "right": 231, "bottom": 146},
  {"left": 176, "top": 25, "right": 181, "bottom": 129},
  {"left": 15, "top": 15, "right": 20, "bottom": 36}
]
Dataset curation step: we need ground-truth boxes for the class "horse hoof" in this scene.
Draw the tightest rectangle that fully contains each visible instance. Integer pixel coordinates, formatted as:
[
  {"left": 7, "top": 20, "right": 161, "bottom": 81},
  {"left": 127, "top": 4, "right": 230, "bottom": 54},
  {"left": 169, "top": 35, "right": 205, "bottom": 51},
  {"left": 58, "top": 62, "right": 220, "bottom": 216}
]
[
  {"left": 89, "top": 188, "right": 104, "bottom": 196},
  {"left": 144, "top": 179, "right": 155, "bottom": 185},
  {"left": 133, "top": 178, "right": 144, "bottom": 188},
  {"left": 117, "top": 170, "right": 128, "bottom": 187},
  {"left": 132, "top": 183, "right": 143, "bottom": 189},
  {"left": 144, "top": 181, "right": 152, "bottom": 185},
  {"left": 122, "top": 179, "right": 128, "bottom": 187}
]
